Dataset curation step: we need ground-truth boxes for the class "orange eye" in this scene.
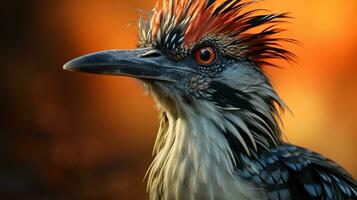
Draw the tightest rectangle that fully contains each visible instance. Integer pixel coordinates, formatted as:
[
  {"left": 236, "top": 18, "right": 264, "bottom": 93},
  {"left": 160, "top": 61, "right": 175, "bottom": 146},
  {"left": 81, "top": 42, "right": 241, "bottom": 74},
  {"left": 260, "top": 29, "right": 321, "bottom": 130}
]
[{"left": 194, "top": 46, "right": 217, "bottom": 66}]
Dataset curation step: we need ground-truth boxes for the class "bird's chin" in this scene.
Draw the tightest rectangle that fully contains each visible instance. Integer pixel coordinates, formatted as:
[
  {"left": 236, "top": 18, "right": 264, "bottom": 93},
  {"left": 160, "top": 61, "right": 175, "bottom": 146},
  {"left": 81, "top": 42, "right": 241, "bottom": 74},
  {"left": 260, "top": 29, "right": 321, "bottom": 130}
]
[
  {"left": 138, "top": 78, "right": 177, "bottom": 91},
  {"left": 138, "top": 78, "right": 155, "bottom": 85},
  {"left": 138, "top": 78, "right": 181, "bottom": 114},
  {"left": 138, "top": 78, "right": 172, "bottom": 97},
  {"left": 138, "top": 78, "right": 163, "bottom": 91}
]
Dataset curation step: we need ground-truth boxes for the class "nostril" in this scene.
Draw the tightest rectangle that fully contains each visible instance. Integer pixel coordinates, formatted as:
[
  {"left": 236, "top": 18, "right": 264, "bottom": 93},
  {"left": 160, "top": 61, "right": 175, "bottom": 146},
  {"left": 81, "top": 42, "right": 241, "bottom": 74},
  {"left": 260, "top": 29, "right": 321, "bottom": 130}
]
[{"left": 139, "top": 49, "right": 162, "bottom": 58}]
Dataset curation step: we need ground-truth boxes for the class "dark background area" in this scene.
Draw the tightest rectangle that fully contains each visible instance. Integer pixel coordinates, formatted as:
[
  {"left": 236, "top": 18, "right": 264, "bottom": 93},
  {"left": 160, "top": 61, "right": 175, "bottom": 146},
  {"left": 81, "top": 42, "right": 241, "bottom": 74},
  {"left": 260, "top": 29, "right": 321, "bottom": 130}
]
[
  {"left": 1, "top": 1, "right": 154, "bottom": 199},
  {"left": 0, "top": 0, "right": 356, "bottom": 199}
]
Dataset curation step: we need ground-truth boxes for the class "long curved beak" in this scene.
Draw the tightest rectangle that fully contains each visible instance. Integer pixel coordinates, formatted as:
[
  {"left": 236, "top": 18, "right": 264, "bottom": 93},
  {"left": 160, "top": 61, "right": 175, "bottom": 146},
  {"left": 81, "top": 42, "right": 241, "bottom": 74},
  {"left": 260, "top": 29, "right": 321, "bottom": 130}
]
[{"left": 63, "top": 48, "right": 188, "bottom": 82}]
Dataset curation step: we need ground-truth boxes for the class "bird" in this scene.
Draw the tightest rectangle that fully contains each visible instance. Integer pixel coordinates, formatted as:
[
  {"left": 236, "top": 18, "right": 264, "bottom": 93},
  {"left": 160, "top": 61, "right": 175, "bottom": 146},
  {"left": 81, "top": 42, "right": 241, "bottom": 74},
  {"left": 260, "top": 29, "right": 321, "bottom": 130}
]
[{"left": 63, "top": 0, "right": 357, "bottom": 199}]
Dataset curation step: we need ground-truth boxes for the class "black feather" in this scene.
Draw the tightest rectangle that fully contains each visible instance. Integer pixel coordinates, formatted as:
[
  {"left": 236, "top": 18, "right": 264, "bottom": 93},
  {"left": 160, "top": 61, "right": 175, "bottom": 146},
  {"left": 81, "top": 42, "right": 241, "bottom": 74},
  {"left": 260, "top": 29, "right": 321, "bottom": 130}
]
[
  {"left": 239, "top": 145, "right": 357, "bottom": 200},
  {"left": 208, "top": 81, "right": 255, "bottom": 112},
  {"left": 205, "top": 0, "right": 216, "bottom": 10},
  {"left": 212, "top": 0, "right": 236, "bottom": 16}
]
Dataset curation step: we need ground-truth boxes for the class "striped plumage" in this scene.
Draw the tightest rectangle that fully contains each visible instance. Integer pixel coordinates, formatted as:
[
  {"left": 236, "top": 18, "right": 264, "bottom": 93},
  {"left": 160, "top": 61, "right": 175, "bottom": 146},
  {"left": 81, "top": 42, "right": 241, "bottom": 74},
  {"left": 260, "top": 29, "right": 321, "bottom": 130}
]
[{"left": 64, "top": 0, "right": 357, "bottom": 199}]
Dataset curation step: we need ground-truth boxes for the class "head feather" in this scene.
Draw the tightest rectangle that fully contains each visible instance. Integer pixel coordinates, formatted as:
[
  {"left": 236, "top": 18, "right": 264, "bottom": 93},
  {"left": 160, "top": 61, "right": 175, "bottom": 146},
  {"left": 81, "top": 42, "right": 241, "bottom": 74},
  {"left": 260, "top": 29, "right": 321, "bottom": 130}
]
[{"left": 139, "top": 0, "right": 295, "bottom": 65}]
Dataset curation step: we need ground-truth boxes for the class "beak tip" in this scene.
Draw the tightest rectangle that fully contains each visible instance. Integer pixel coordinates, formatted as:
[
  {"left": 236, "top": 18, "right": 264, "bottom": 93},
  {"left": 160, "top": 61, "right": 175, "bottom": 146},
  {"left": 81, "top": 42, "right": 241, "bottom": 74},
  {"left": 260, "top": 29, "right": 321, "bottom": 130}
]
[
  {"left": 62, "top": 61, "right": 73, "bottom": 71},
  {"left": 63, "top": 62, "right": 71, "bottom": 71},
  {"left": 63, "top": 58, "right": 82, "bottom": 72}
]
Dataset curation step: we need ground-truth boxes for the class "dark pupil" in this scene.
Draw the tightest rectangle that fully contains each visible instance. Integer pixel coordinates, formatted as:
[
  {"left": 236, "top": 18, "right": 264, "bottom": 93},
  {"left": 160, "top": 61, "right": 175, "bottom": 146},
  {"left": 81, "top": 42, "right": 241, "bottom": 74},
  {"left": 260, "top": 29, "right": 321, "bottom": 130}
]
[{"left": 200, "top": 49, "right": 211, "bottom": 61}]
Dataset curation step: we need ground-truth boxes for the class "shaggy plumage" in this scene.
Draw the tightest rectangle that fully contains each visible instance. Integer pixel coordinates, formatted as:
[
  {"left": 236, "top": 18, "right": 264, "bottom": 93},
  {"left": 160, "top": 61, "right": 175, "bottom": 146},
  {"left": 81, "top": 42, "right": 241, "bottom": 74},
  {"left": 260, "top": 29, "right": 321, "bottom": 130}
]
[
  {"left": 137, "top": 1, "right": 357, "bottom": 199},
  {"left": 64, "top": 0, "right": 357, "bottom": 199}
]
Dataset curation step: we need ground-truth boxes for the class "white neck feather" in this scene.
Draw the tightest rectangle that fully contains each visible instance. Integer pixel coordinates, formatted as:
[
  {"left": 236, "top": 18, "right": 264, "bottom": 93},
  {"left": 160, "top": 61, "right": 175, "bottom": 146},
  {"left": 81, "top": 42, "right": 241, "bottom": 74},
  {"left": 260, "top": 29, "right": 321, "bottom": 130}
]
[{"left": 146, "top": 100, "right": 264, "bottom": 200}]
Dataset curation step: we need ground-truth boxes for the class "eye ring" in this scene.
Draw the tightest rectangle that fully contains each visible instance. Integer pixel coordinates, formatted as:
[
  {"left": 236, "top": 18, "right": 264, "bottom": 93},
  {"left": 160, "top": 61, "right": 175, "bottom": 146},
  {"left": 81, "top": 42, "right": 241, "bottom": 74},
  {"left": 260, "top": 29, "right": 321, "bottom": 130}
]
[{"left": 194, "top": 46, "right": 217, "bottom": 66}]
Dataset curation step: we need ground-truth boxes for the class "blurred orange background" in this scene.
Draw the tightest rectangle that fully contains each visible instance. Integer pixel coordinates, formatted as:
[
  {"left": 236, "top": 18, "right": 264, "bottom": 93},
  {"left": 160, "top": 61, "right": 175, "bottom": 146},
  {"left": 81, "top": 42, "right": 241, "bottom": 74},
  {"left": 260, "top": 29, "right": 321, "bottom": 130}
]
[{"left": 1, "top": 0, "right": 356, "bottom": 199}]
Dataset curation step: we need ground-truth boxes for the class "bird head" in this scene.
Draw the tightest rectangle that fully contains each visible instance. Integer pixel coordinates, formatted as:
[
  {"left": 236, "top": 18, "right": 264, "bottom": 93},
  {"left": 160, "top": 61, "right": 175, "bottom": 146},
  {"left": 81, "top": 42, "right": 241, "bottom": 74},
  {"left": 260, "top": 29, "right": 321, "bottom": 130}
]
[{"left": 64, "top": 0, "right": 294, "bottom": 147}]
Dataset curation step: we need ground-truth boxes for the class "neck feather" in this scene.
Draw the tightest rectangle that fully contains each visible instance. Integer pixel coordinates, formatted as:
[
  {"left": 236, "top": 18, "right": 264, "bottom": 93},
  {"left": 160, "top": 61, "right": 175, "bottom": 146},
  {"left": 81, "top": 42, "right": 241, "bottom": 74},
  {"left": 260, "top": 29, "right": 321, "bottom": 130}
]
[
  {"left": 146, "top": 92, "right": 284, "bottom": 199},
  {"left": 151, "top": 82, "right": 285, "bottom": 159},
  {"left": 147, "top": 105, "right": 262, "bottom": 199}
]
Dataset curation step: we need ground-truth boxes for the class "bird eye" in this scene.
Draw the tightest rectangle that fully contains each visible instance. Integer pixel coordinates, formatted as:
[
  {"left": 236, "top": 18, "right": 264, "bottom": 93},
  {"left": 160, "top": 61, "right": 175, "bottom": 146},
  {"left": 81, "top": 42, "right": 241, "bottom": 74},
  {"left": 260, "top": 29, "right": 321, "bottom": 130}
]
[{"left": 194, "top": 46, "right": 217, "bottom": 66}]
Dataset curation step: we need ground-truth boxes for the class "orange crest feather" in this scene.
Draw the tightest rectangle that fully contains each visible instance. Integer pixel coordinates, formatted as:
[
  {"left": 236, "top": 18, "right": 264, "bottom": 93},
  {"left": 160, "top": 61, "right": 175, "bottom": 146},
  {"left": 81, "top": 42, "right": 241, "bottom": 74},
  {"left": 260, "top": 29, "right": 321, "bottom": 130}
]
[{"left": 139, "top": 0, "right": 295, "bottom": 65}]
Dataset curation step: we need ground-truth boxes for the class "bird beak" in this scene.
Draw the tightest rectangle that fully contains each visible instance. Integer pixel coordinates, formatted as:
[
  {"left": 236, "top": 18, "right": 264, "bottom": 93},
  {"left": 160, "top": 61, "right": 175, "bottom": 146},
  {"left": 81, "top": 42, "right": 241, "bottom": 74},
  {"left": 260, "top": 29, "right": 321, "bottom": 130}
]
[{"left": 63, "top": 48, "right": 188, "bottom": 82}]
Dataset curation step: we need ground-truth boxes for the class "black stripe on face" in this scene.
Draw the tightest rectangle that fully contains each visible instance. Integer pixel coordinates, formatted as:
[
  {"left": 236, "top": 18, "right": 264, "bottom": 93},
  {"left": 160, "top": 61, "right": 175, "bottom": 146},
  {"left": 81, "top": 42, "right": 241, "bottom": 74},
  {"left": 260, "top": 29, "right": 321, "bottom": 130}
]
[
  {"left": 208, "top": 81, "right": 280, "bottom": 156},
  {"left": 208, "top": 81, "right": 256, "bottom": 112},
  {"left": 209, "top": 81, "right": 257, "bottom": 164},
  {"left": 208, "top": 81, "right": 278, "bottom": 133}
]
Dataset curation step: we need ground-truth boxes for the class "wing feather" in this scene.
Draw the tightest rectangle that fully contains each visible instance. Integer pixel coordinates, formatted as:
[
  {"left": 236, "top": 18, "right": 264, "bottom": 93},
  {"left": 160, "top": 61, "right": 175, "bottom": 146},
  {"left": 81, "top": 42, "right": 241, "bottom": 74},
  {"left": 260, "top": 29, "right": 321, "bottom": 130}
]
[{"left": 239, "top": 145, "right": 357, "bottom": 200}]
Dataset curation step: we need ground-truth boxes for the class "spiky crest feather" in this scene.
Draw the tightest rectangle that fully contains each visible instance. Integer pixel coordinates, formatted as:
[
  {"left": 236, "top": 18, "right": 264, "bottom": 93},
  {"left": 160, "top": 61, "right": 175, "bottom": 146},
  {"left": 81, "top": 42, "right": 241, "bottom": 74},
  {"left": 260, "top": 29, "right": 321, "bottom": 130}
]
[{"left": 139, "top": 0, "right": 295, "bottom": 65}]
